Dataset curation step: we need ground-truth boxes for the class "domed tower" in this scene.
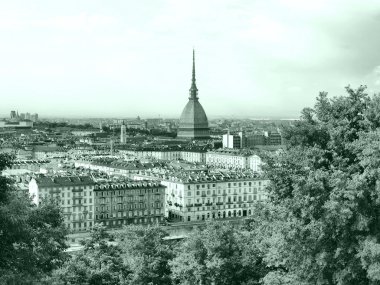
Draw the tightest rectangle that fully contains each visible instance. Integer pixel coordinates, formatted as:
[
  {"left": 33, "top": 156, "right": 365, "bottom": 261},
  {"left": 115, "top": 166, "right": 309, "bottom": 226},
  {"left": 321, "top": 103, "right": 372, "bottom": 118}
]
[{"left": 177, "top": 50, "right": 210, "bottom": 139}]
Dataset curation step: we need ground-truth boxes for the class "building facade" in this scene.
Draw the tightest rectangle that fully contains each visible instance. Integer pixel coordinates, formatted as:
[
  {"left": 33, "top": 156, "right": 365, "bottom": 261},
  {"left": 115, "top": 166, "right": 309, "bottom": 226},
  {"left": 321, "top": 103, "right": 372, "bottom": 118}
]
[
  {"left": 29, "top": 175, "right": 166, "bottom": 232},
  {"left": 223, "top": 133, "right": 241, "bottom": 149},
  {"left": 94, "top": 180, "right": 166, "bottom": 227},
  {"left": 120, "top": 121, "right": 127, "bottom": 144},
  {"left": 205, "top": 149, "right": 262, "bottom": 172},
  {"left": 119, "top": 149, "right": 207, "bottom": 163},
  {"left": 29, "top": 176, "right": 96, "bottom": 232},
  {"left": 134, "top": 170, "right": 269, "bottom": 222}
]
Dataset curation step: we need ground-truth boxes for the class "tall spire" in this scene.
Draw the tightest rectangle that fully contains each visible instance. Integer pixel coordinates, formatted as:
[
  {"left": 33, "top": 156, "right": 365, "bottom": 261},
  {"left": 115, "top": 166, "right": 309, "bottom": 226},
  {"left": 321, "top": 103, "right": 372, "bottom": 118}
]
[{"left": 189, "top": 49, "right": 198, "bottom": 100}]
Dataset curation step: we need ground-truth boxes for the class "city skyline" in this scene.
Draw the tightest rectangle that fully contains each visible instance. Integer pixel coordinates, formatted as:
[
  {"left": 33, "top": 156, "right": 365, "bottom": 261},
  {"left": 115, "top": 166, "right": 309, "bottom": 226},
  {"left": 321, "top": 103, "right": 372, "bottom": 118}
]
[{"left": 1, "top": 0, "right": 380, "bottom": 118}]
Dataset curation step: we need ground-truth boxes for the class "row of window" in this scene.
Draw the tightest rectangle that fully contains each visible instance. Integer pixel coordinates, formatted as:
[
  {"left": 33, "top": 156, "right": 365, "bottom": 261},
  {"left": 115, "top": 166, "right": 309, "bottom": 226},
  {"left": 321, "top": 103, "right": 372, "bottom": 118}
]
[
  {"left": 96, "top": 209, "right": 163, "bottom": 219},
  {"left": 63, "top": 205, "right": 92, "bottom": 212},
  {"left": 56, "top": 198, "right": 93, "bottom": 205},
  {"left": 97, "top": 195, "right": 161, "bottom": 203},
  {"left": 96, "top": 202, "right": 163, "bottom": 211},
  {"left": 95, "top": 188, "right": 161, "bottom": 196},
  {"left": 41, "top": 186, "right": 92, "bottom": 191},
  {"left": 66, "top": 213, "right": 93, "bottom": 220},
  {"left": 39, "top": 190, "right": 93, "bottom": 198},
  {"left": 188, "top": 194, "right": 262, "bottom": 205},
  {"left": 68, "top": 221, "right": 93, "bottom": 229},
  {"left": 187, "top": 208, "right": 254, "bottom": 221},
  {"left": 186, "top": 181, "right": 264, "bottom": 190},
  {"left": 185, "top": 187, "right": 262, "bottom": 197}
]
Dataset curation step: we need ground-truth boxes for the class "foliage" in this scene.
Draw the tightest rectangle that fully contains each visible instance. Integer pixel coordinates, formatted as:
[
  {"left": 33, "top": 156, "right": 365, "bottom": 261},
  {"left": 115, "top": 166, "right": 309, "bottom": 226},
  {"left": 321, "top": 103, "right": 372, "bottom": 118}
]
[
  {"left": 170, "top": 222, "right": 268, "bottom": 285},
  {"left": 260, "top": 86, "right": 380, "bottom": 284},
  {"left": 118, "top": 225, "right": 174, "bottom": 285},
  {"left": 48, "top": 223, "right": 131, "bottom": 285},
  {"left": 0, "top": 153, "right": 68, "bottom": 283}
]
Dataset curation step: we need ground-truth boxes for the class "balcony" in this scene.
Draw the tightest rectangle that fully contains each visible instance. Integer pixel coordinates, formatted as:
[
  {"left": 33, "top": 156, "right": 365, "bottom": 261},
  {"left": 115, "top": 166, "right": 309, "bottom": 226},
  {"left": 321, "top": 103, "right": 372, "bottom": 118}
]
[
  {"left": 194, "top": 203, "right": 202, "bottom": 207},
  {"left": 72, "top": 188, "right": 84, "bottom": 193},
  {"left": 205, "top": 203, "right": 213, "bottom": 206},
  {"left": 216, "top": 202, "right": 224, "bottom": 205},
  {"left": 73, "top": 196, "right": 84, "bottom": 200},
  {"left": 185, "top": 204, "right": 194, "bottom": 207}
]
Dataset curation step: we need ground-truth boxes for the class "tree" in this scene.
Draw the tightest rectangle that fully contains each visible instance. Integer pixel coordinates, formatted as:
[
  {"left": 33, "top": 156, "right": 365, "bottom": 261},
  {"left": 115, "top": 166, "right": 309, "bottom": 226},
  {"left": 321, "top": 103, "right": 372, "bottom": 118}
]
[
  {"left": 260, "top": 86, "right": 380, "bottom": 284},
  {"left": 48, "top": 223, "right": 131, "bottom": 285},
  {"left": 118, "top": 225, "right": 174, "bottom": 285},
  {"left": 170, "top": 222, "right": 267, "bottom": 285},
  {"left": 0, "top": 153, "right": 68, "bottom": 283}
]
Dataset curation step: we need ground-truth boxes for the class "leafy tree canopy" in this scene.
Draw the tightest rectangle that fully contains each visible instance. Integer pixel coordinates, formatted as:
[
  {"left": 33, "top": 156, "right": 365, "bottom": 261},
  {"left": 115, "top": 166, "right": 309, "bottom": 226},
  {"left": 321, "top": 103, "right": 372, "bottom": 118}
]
[
  {"left": 0, "top": 153, "right": 68, "bottom": 283},
  {"left": 260, "top": 86, "right": 380, "bottom": 284},
  {"left": 118, "top": 225, "right": 174, "bottom": 285}
]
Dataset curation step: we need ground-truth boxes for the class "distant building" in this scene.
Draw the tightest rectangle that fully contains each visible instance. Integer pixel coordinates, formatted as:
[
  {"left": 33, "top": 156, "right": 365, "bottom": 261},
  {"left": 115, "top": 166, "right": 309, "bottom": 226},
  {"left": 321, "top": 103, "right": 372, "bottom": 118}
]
[
  {"left": 31, "top": 113, "right": 38, "bottom": 122},
  {"left": 126, "top": 122, "right": 146, "bottom": 130},
  {"left": 118, "top": 149, "right": 207, "bottom": 163},
  {"left": 267, "top": 130, "right": 282, "bottom": 145},
  {"left": 10, "top": 110, "right": 17, "bottom": 119},
  {"left": 223, "top": 132, "right": 239, "bottom": 149},
  {"left": 120, "top": 121, "right": 127, "bottom": 144},
  {"left": 74, "top": 160, "right": 157, "bottom": 177},
  {"left": 33, "top": 146, "right": 66, "bottom": 159},
  {"left": 246, "top": 132, "right": 266, "bottom": 147},
  {"left": 177, "top": 50, "right": 210, "bottom": 140},
  {"left": 0, "top": 120, "right": 33, "bottom": 128},
  {"left": 206, "top": 149, "right": 262, "bottom": 171},
  {"left": 223, "top": 130, "right": 245, "bottom": 149}
]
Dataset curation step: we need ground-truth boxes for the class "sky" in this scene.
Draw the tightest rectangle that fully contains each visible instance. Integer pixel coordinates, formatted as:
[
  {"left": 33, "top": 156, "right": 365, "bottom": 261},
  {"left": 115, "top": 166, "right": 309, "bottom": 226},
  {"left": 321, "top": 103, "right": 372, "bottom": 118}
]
[{"left": 1, "top": 0, "right": 380, "bottom": 119}]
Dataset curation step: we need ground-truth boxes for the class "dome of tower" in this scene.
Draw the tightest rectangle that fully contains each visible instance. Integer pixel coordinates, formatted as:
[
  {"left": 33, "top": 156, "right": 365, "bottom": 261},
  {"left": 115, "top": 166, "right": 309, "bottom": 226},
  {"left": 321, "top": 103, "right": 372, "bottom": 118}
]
[{"left": 179, "top": 100, "right": 209, "bottom": 129}]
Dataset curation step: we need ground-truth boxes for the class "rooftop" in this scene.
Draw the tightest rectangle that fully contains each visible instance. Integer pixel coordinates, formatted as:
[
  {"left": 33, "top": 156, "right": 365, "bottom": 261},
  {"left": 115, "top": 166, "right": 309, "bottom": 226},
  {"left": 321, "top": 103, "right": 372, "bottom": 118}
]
[
  {"left": 34, "top": 175, "right": 95, "bottom": 187},
  {"left": 136, "top": 167, "right": 265, "bottom": 183}
]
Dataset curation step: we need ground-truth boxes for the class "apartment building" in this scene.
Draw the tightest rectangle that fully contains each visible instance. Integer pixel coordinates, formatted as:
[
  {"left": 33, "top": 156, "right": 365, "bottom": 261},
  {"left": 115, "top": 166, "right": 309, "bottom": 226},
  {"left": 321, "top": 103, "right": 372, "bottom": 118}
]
[
  {"left": 94, "top": 180, "right": 166, "bottom": 227},
  {"left": 134, "top": 170, "right": 269, "bottom": 222},
  {"left": 29, "top": 176, "right": 95, "bottom": 232}
]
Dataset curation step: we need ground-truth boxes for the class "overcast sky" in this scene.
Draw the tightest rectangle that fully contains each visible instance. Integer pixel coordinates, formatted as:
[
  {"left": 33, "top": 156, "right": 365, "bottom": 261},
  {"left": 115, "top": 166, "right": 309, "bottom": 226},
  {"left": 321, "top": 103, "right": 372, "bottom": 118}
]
[{"left": 1, "top": 0, "right": 380, "bottom": 119}]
